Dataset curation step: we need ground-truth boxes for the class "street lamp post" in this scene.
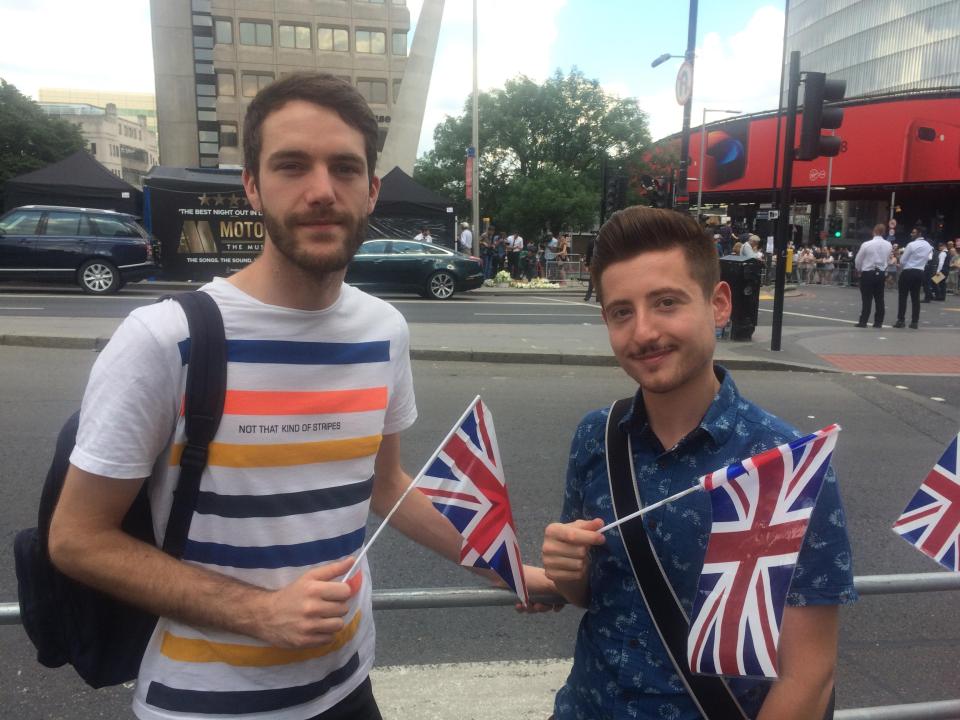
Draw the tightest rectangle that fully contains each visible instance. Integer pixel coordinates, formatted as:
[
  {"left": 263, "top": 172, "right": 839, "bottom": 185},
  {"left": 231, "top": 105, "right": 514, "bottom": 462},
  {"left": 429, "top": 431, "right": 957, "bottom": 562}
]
[
  {"left": 696, "top": 108, "right": 741, "bottom": 215},
  {"left": 651, "top": 0, "right": 699, "bottom": 213}
]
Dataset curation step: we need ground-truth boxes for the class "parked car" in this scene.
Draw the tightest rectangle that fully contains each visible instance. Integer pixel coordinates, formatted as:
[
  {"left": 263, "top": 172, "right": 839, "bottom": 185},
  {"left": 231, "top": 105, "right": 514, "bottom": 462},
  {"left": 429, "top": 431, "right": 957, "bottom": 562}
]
[
  {"left": 0, "top": 205, "right": 158, "bottom": 294},
  {"left": 346, "top": 239, "right": 484, "bottom": 299}
]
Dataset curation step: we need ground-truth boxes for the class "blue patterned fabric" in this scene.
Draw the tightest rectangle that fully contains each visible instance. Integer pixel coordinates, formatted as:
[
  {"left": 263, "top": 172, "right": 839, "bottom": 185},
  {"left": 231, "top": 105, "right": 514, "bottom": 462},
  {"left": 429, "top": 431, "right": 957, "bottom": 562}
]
[{"left": 554, "top": 366, "right": 857, "bottom": 720}]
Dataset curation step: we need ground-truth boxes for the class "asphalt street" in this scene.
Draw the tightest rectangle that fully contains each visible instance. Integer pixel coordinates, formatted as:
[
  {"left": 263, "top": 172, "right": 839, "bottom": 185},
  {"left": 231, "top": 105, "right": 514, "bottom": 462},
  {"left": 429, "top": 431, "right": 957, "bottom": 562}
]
[
  {"left": 0, "top": 347, "right": 958, "bottom": 718},
  {"left": 1, "top": 280, "right": 958, "bottom": 331}
]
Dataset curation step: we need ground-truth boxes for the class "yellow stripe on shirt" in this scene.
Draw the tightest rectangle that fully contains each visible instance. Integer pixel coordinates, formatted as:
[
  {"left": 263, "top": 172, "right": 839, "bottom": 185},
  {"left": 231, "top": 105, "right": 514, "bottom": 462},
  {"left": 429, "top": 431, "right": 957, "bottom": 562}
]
[
  {"left": 160, "top": 611, "right": 362, "bottom": 667},
  {"left": 169, "top": 435, "right": 382, "bottom": 468}
]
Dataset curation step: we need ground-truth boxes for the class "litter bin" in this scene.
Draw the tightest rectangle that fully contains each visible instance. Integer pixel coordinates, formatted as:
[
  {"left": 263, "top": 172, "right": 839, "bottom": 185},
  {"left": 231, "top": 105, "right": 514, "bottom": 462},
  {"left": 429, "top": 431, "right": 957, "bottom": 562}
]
[{"left": 720, "top": 255, "right": 763, "bottom": 341}]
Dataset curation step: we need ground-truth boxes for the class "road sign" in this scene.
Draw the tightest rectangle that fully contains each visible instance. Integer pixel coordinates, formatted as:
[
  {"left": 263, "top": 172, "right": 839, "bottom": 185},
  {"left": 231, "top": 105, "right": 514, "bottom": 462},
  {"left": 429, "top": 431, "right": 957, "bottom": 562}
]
[
  {"left": 675, "top": 61, "right": 693, "bottom": 106},
  {"left": 756, "top": 209, "right": 780, "bottom": 220}
]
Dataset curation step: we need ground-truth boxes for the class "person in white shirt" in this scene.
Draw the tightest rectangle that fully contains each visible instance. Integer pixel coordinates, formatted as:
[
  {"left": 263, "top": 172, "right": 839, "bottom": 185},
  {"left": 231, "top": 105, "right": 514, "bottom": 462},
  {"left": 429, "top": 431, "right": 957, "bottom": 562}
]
[
  {"left": 854, "top": 224, "right": 894, "bottom": 328},
  {"left": 458, "top": 222, "right": 473, "bottom": 253},
  {"left": 933, "top": 242, "right": 949, "bottom": 301},
  {"left": 739, "top": 235, "right": 759, "bottom": 259},
  {"left": 894, "top": 226, "right": 933, "bottom": 328},
  {"left": 413, "top": 226, "right": 433, "bottom": 243}
]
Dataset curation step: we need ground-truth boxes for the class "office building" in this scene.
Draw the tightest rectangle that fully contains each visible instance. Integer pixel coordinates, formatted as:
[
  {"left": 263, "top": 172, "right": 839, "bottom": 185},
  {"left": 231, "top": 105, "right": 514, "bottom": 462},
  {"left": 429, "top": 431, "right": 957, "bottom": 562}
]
[
  {"left": 38, "top": 88, "right": 158, "bottom": 133},
  {"left": 39, "top": 102, "right": 159, "bottom": 188},
  {"left": 150, "top": 0, "right": 431, "bottom": 169}
]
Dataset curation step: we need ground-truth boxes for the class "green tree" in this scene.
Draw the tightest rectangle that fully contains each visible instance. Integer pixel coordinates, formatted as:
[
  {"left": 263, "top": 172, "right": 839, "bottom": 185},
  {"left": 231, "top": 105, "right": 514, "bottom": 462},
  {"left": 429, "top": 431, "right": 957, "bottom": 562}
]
[
  {"left": 414, "top": 68, "right": 651, "bottom": 240},
  {"left": 0, "top": 79, "right": 86, "bottom": 207}
]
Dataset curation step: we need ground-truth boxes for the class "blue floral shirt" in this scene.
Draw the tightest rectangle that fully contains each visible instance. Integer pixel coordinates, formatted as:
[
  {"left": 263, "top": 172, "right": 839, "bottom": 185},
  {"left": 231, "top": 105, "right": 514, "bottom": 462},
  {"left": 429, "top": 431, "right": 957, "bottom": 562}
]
[{"left": 554, "top": 367, "right": 857, "bottom": 720}]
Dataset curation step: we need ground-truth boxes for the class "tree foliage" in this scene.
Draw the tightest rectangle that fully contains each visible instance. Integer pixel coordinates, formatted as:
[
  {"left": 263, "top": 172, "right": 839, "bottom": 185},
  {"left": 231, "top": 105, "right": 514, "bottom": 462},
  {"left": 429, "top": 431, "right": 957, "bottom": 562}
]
[
  {"left": 414, "top": 68, "right": 651, "bottom": 240},
  {"left": 0, "top": 79, "right": 86, "bottom": 206}
]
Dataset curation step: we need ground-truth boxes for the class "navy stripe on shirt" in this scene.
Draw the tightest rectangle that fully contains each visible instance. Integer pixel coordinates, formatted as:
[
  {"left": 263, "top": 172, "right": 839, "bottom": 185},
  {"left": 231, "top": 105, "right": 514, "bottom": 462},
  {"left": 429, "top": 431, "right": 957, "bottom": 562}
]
[
  {"left": 145, "top": 651, "right": 360, "bottom": 714},
  {"left": 183, "top": 527, "right": 366, "bottom": 569},
  {"left": 177, "top": 339, "right": 390, "bottom": 366},
  {"left": 195, "top": 476, "right": 375, "bottom": 518}
]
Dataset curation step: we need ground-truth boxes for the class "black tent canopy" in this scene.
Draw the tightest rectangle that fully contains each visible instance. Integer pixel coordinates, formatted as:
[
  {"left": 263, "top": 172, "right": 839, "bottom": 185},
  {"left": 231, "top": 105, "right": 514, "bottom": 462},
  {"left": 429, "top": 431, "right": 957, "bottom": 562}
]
[
  {"left": 369, "top": 167, "right": 456, "bottom": 247},
  {"left": 3, "top": 150, "right": 141, "bottom": 215}
]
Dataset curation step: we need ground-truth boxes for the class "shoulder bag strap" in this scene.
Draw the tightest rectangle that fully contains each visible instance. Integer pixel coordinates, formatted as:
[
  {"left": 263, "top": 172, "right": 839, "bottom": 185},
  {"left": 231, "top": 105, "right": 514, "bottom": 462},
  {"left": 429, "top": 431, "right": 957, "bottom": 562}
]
[
  {"left": 161, "top": 291, "right": 227, "bottom": 558},
  {"left": 605, "top": 398, "right": 747, "bottom": 720}
]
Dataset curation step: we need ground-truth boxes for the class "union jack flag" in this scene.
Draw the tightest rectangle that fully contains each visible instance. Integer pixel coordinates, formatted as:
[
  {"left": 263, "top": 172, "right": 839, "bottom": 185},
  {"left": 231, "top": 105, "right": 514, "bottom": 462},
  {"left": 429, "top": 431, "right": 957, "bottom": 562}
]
[
  {"left": 893, "top": 432, "right": 960, "bottom": 572},
  {"left": 688, "top": 424, "right": 841, "bottom": 678},
  {"left": 417, "top": 397, "right": 529, "bottom": 604}
]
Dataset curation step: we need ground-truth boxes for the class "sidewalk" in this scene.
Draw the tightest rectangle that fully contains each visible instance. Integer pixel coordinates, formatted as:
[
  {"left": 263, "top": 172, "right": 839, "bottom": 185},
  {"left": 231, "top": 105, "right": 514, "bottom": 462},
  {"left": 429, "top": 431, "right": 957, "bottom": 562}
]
[{"left": 1, "top": 281, "right": 958, "bottom": 374}]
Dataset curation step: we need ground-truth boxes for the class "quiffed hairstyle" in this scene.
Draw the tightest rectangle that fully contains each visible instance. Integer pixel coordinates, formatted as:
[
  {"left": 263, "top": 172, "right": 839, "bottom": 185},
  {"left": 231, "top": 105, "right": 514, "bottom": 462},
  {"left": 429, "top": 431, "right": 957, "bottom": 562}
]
[
  {"left": 243, "top": 73, "right": 379, "bottom": 184},
  {"left": 591, "top": 205, "right": 720, "bottom": 301}
]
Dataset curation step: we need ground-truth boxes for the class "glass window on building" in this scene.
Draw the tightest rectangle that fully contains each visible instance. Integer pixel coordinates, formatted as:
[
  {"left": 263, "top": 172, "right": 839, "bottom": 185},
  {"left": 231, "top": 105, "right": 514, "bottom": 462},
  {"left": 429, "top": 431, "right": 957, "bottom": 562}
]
[
  {"left": 392, "top": 31, "right": 407, "bottom": 56},
  {"left": 242, "top": 73, "right": 274, "bottom": 97},
  {"left": 198, "top": 130, "right": 218, "bottom": 143},
  {"left": 89, "top": 142, "right": 97, "bottom": 155},
  {"left": 393, "top": 78, "right": 402, "bottom": 103},
  {"left": 214, "top": 18, "right": 232, "bottom": 44},
  {"left": 356, "top": 29, "right": 385, "bottom": 54},
  {"left": 318, "top": 26, "right": 349, "bottom": 52},
  {"left": 240, "top": 21, "right": 272, "bottom": 47},
  {"left": 357, "top": 79, "right": 388, "bottom": 104},
  {"left": 280, "top": 24, "right": 311, "bottom": 49},
  {"left": 392, "top": 0, "right": 406, "bottom": 5},
  {"left": 220, "top": 122, "right": 239, "bottom": 147}
]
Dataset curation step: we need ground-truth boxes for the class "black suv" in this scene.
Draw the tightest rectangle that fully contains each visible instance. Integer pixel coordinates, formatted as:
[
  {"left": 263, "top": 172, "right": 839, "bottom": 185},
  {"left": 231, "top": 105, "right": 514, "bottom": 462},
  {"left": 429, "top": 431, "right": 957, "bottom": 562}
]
[{"left": 0, "top": 205, "right": 158, "bottom": 294}]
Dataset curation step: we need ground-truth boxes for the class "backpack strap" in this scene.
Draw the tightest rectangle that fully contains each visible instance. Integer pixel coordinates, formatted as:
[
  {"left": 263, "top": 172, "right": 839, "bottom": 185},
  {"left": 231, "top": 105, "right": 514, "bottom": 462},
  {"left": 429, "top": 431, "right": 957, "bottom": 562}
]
[
  {"left": 605, "top": 397, "right": 747, "bottom": 720},
  {"left": 161, "top": 291, "right": 227, "bottom": 559}
]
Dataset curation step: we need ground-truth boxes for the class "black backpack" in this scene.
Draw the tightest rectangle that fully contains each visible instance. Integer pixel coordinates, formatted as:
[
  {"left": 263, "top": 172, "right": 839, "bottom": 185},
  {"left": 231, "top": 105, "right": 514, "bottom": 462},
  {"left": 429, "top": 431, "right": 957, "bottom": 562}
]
[{"left": 12, "top": 291, "right": 226, "bottom": 688}]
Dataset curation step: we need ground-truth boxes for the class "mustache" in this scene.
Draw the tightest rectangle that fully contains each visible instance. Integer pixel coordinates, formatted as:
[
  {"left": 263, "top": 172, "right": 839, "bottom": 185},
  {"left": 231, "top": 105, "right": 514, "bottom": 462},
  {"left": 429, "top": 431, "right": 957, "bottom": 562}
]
[
  {"left": 287, "top": 210, "right": 350, "bottom": 226},
  {"left": 630, "top": 345, "right": 674, "bottom": 358}
]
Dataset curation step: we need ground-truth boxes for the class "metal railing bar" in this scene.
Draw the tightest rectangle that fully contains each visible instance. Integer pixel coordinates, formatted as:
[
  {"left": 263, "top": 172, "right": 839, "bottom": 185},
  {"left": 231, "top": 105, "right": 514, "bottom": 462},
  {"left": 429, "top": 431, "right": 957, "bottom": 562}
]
[
  {"left": 834, "top": 699, "right": 960, "bottom": 720},
  {"left": 1, "top": 571, "right": 958, "bottom": 625}
]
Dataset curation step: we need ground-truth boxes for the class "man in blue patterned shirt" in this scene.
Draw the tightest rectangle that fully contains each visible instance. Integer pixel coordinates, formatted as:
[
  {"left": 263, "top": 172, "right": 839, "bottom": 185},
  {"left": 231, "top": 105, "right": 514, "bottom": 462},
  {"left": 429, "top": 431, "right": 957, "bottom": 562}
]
[{"left": 542, "top": 206, "right": 856, "bottom": 720}]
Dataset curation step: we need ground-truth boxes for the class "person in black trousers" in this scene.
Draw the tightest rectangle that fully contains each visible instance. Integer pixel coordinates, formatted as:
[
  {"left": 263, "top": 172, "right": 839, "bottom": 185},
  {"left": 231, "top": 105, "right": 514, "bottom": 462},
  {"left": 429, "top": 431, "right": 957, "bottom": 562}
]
[
  {"left": 582, "top": 235, "right": 596, "bottom": 301},
  {"left": 893, "top": 228, "right": 931, "bottom": 328},
  {"left": 854, "top": 224, "right": 893, "bottom": 328}
]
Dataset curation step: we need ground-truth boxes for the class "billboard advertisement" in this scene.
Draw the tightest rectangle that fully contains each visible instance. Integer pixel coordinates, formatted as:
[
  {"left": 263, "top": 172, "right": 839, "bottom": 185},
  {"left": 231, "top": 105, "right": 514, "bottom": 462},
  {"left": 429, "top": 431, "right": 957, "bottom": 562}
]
[
  {"left": 687, "top": 95, "right": 960, "bottom": 195},
  {"left": 144, "top": 169, "right": 258, "bottom": 280}
]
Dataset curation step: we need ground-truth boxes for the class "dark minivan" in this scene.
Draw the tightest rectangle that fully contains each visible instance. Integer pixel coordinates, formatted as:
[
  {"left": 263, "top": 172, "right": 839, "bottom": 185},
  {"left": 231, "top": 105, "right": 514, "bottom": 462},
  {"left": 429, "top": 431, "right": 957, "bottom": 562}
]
[{"left": 0, "top": 205, "right": 158, "bottom": 294}]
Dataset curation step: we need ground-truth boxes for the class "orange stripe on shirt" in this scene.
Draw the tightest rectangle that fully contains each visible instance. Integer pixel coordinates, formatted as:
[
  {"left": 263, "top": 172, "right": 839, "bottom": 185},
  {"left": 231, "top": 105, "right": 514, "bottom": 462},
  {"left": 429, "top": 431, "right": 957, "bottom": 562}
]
[
  {"left": 169, "top": 435, "right": 382, "bottom": 468},
  {"left": 160, "top": 611, "right": 362, "bottom": 667},
  {"left": 178, "top": 387, "right": 388, "bottom": 417}
]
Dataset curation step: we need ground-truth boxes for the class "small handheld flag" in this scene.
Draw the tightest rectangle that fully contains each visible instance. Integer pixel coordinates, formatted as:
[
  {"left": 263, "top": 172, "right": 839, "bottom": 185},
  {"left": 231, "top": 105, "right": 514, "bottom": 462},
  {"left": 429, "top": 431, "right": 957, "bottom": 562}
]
[
  {"left": 687, "top": 424, "right": 840, "bottom": 678},
  {"left": 417, "top": 396, "right": 529, "bottom": 605},
  {"left": 893, "top": 432, "right": 960, "bottom": 572}
]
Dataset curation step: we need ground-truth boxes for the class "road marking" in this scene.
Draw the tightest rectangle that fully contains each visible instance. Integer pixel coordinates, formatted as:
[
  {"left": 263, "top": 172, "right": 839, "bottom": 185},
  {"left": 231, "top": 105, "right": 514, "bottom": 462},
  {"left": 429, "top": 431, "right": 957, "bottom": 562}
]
[
  {"left": 0, "top": 306, "right": 45, "bottom": 310},
  {"left": 931, "top": 397, "right": 946, "bottom": 402},
  {"left": 389, "top": 299, "right": 595, "bottom": 307},
  {"left": 529, "top": 295, "right": 597, "bottom": 307},
  {"left": 895, "top": 385, "right": 909, "bottom": 390},
  {"left": 0, "top": 293, "right": 156, "bottom": 302},
  {"left": 370, "top": 658, "right": 570, "bottom": 720},
  {"left": 758, "top": 308, "right": 859, "bottom": 324}
]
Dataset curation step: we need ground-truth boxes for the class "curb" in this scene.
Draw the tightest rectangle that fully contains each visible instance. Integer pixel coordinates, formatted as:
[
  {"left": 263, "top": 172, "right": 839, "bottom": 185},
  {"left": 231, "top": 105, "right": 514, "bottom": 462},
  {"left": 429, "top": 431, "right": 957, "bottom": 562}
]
[{"left": 1, "top": 333, "right": 833, "bottom": 372}]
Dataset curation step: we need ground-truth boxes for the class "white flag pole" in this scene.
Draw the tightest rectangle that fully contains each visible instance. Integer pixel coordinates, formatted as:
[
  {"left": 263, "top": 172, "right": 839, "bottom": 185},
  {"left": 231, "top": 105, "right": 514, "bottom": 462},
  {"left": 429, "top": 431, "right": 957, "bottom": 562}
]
[
  {"left": 344, "top": 395, "right": 482, "bottom": 581},
  {"left": 598, "top": 483, "right": 703, "bottom": 534}
]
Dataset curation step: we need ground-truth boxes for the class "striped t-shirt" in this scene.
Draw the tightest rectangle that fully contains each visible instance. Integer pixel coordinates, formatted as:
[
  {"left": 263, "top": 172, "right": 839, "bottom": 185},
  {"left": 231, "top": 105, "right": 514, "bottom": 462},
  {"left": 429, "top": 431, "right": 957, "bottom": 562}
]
[{"left": 71, "top": 278, "right": 417, "bottom": 720}]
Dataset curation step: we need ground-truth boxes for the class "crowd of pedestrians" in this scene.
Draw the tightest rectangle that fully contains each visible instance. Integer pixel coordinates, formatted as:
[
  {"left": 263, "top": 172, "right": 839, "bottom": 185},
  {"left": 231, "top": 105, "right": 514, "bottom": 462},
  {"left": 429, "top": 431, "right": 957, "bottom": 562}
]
[{"left": 465, "top": 226, "right": 581, "bottom": 282}]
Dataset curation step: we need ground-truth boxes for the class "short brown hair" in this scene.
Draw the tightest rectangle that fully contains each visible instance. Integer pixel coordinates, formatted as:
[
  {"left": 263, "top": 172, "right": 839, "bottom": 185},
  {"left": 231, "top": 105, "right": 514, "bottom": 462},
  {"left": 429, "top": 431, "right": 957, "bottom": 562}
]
[
  {"left": 873, "top": 223, "right": 887, "bottom": 236},
  {"left": 591, "top": 206, "right": 720, "bottom": 301},
  {"left": 243, "top": 73, "right": 379, "bottom": 183}
]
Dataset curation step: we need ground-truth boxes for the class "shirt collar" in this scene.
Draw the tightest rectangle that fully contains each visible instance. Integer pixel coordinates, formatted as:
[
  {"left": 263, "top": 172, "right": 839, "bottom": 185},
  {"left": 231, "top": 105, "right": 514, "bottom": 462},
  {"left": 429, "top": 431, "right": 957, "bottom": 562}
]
[{"left": 618, "top": 364, "right": 740, "bottom": 450}]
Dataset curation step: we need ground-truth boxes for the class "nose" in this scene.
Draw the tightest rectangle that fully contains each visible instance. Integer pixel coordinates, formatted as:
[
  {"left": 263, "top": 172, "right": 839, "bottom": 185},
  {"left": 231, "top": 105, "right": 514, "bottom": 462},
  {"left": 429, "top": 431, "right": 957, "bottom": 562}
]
[
  {"left": 629, "top": 309, "right": 660, "bottom": 348},
  {"left": 303, "top": 166, "right": 336, "bottom": 206}
]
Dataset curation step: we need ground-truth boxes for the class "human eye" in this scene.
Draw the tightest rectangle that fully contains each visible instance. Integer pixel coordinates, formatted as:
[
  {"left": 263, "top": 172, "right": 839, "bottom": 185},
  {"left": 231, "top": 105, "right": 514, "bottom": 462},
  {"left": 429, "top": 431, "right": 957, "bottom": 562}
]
[
  {"left": 608, "top": 305, "right": 633, "bottom": 321},
  {"left": 333, "top": 161, "right": 364, "bottom": 177},
  {"left": 655, "top": 296, "right": 680, "bottom": 309}
]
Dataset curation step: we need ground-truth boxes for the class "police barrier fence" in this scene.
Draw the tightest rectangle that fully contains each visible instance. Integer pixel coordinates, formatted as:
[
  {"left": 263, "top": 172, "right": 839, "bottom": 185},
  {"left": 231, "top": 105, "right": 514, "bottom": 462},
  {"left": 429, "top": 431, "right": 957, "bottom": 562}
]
[{"left": 1, "top": 571, "right": 958, "bottom": 718}]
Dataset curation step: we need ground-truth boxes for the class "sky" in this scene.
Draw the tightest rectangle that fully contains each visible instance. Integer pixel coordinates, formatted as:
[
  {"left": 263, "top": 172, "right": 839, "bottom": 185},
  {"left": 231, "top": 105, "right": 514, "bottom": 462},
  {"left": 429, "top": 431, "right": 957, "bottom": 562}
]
[{"left": 0, "top": 0, "right": 787, "bottom": 155}]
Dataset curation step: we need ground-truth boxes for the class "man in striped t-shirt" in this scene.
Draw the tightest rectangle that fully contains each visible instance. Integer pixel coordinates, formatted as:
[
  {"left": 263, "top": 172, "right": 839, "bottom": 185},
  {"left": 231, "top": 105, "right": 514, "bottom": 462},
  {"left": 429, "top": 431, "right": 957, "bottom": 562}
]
[{"left": 49, "top": 74, "right": 556, "bottom": 720}]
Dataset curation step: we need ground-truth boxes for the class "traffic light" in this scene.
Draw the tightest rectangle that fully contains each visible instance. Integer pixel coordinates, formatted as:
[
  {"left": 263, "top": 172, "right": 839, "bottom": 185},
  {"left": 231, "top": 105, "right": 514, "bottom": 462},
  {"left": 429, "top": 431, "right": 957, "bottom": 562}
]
[
  {"left": 828, "top": 215, "right": 843, "bottom": 239},
  {"left": 604, "top": 172, "right": 628, "bottom": 215},
  {"left": 797, "top": 72, "right": 846, "bottom": 161}
]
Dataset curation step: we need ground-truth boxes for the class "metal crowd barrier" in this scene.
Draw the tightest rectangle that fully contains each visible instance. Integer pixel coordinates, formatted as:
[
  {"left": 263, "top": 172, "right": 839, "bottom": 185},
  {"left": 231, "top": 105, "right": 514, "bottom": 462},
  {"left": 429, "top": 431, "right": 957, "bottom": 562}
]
[{"left": 1, "top": 571, "right": 958, "bottom": 718}]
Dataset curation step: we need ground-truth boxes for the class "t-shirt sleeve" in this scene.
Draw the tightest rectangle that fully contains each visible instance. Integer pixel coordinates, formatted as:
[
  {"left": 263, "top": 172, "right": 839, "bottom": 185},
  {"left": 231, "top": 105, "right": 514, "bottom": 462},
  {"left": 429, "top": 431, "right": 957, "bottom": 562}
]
[
  {"left": 70, "top": 309, "right": 184, "bottom": 480},
  {"left": 382, "top": 312, "right": 417, "bottom": 435},
  {"left": 787, "top": 465, "right": 858, "bottom": 606}
]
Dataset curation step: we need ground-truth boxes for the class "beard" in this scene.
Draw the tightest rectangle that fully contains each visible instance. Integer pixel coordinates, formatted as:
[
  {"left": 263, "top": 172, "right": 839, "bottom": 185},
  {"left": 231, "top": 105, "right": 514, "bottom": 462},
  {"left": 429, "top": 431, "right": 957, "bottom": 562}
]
[{"left": 262, "top": 204, "right": 368, "bottom": 278}]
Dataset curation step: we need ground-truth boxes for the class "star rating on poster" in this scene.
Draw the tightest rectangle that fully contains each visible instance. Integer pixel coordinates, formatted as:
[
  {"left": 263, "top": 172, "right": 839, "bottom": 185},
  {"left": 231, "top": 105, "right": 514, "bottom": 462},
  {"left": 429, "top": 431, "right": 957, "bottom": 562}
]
[{"left": 195, "top": 192, "right": 251, "bottom": 209}]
